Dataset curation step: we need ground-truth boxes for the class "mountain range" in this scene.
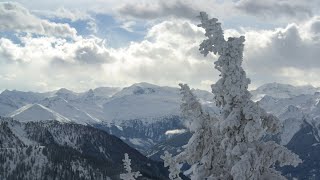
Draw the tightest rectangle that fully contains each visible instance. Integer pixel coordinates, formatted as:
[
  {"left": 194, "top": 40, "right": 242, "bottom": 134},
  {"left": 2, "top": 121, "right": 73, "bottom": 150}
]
[
  {"left": 1, "top": 82, "right": 320, "bottom": 179},
  {"left": 0, "top": 82, "right": 217, "bottom": 153}
]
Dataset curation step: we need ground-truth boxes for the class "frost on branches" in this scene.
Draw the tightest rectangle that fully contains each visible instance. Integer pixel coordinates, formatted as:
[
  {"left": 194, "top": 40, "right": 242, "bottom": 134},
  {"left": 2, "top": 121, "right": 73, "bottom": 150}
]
[
  {"left": 161, "top": 151, "right": 182, "bottom": 180},
  {"left": 174, "top": 83, "right": 228, "bottom": 179},
  {"left": 165, "top": 12, "right": 302, "bottom": 180},
  {"left": 120, "top": 153, "right": 142, "bottom": 180}
]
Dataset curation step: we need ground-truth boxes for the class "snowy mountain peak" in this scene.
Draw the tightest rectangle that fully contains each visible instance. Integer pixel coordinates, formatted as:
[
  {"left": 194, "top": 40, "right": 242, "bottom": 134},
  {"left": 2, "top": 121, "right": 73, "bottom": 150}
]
[
  {"left": 55, "top": 88, "right": 78, "bottom": 100},
  {"left": 55, "top": 88, "right": 74, "bottom": 94},
  {"left": 133, "top": 86, "right": 156, "bottom": 95},
  {"left": 258, "top": 82, "right": 315, "bottom": 91},
  {"left": 113, "top": 83, "right": 163, "bottom": 98},
  {"left": 0, "top": 89, "right": 12, "bottom": 95},
  {"left": 132, "top": 82, "right": 160, "bottom": 88},
  {"left": 81, "top": 89, "right": 95, "bottom": 99},
  {"left": 8, "top": 103, "right": 71, "bottom": 123},
  {"left": 251, "top": 82, "right": 320, "bottom": 100},
  {"left": 258, "top": 95, "right": 278, "bottom": 106},
  {"left": 87, "top": 89, "right": 94, "bottom": 94},
  {"left": 127, "top": 82, "right": 159, "bottom": 95},
  {"left": 0, "top": 89, "right": 46, "bottom": 101}
]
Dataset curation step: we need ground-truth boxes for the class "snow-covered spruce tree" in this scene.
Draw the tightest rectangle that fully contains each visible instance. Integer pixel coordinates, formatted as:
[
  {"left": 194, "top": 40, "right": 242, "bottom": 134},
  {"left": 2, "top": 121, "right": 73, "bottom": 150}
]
[
  {"left": 164, "top": 83, "right": 229, "bottom": 179},
  {"left": 166, "top": 12, "right": 302, "bottom": 180},
  {"left": 120, "top": 153, "right": 142, "bottom": 180},
  {"left": 174, "top": 83, "right": 228, "bottom": 179},
  {"left": 161, "top": 151, "right": 182, "bottom": 180}
]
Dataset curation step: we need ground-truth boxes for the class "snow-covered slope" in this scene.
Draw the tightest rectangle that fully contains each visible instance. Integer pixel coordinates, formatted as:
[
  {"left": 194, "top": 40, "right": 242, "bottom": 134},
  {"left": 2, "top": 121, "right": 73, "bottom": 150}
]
[
  {"left": 258, "top": 93, "right": 319, "bottom": 116},
  {"left": 92, "top": 87, "right": 121, "bottom": 97},
  {"left": 103, "top": 82, "right": 217, "bottom": 123},
  {"left": 255, "top": 91, "right": 320, "bottom": 146},
  {"left": 0, "top": 89, "right": 49, "bottom": 116},
  {"left": 40, "top": 96, "right": 101, "bottom": 125},
  {"left": 0, "top": 83, "right": 213, "bottom": 153},
  {"left": 1, "top": 83, "right": 216, "bottom": 125},
  {"left": 103, "top": 83, "right": 181, "bottom": 123},
  {"left": 95, "top": 83, "right": 217, "bottom": 152},
  {"left": 69, "top": 89, "right": 110, "bottom": 120},
  {"left": 54, "top": 88, "right": 79, "bottom": 100},
  {"left": 8, "top": 104, "right": 71, "bottom": 123},
  {"left": 5, "top": 82, "right": 319, "bottom": 155},
  {"left": 278, "top": 105, "right": 307, "bottom": 145},
  {"left": 251, "top": 82, "right": 320, "bottom": 101}
]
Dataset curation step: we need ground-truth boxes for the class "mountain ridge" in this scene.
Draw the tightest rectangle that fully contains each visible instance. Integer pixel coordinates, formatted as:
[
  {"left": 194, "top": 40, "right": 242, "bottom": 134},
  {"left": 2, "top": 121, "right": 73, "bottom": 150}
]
[
  {"left": 0, "top": 117, "right": 171, "bottom": 180},
  {"left": 1, "top": 82, "right": 319, "bottom": 153}
]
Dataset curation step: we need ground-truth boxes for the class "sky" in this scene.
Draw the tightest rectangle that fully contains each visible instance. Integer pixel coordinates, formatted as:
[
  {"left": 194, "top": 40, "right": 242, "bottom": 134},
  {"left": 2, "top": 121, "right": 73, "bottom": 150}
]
[{"left": 0, "top": 0, "right": 319, "bottom": 92}]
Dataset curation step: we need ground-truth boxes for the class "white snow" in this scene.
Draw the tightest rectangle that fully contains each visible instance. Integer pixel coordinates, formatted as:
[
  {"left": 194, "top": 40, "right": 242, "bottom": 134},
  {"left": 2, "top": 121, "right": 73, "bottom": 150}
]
[
  {"left": 103, "top": 83, "right": 181, "bottom": 122},
  {"left": 1, "top": 82, "right": 216, "bottom": 127},
  {"left": 129, "top": 138, "right": 145, "bottom": 146},
  {"left": 40, "top": 96, "right": 101, "bottom": 125},
  {"left": 2, "top": 80, "right": 319, "bottom": 150},
  {"left": 8, "top": 104, "right": 71, "bottom": 123},
  {"left": 8, "top": 121, "right": 36, "bottom": 145},
  {"left": 168, "top": 13, "right": 301, "bottom": 180},
  {"left": 251, "top": 82, "right": 320, "bottom": 100}
]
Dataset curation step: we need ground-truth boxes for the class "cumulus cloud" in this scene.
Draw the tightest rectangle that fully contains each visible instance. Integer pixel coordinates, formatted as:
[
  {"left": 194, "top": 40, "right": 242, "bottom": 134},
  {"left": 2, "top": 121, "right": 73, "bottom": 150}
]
[
  {"left": 101, "top": 20, "right": 218, "bottom": 89},
  {"left": 0, "top": 35, "right": 113, "bottom": 65},
  {"left": 1, "top": 1, "right": 320, "bottom": 92},
  {"left": 0, "top": 35, "right": 115, "bottom": 91},
  {"left": 243, "top": 17, "right": 320, "bottom": 87},
  {"left": 34, "top": 7, "right": 97, "bottom": 33},
  {"left": 0, "top": 2, "right": 77, "bottom": 38},
  {"left": 0, "top": 19, "right": 219, "bottom": 91}
]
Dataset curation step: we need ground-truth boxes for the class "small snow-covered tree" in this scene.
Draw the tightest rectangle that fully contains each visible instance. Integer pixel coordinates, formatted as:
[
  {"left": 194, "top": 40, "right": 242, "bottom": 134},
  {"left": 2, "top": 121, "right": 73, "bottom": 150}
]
[
  {"left": 161, "top": 151, "right": 182, "bottom": 180},
  {"left": 174, "top": 84, "right": 228, "bottom": 179},
  {"left": 120, "top": 153, "right": 142, "bottom": 180},
  {"left": 166, "top": 12, "right": 302, "bottom": 180}
]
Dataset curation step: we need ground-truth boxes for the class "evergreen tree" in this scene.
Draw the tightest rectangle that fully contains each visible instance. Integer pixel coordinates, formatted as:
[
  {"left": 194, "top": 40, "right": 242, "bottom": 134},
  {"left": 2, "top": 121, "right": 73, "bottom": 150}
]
[
  {"left": 161, "top": 151, "right": 182, "bottom": 180},
  {"left": 120, "top": 153, "right": 142, "bottom": 180},
  {"left": 165, "top": 12, "right": 302, "bottom": 180}
]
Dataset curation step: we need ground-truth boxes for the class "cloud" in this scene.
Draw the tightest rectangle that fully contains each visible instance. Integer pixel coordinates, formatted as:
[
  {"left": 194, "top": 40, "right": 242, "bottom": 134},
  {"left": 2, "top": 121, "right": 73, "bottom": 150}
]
[
  {"left": 243, "top": 16, "right": 320, "bottom": 87},
  {"left": 0, "top": 19, "right": 219, "bottom": 91},
  {"left": 117, "top": 1, "right": 199, "bottom": 20},
  {"left": 101, "top": 20, "right": 218, "bottom": 90},
  {"left": 236, "top": 0, "right": 316, "bottom": 20},
  {"left": 0, "top": 35, "right": 113, "bottom": 65},
  {"left": 0, "top": 2, "right": 77, "bottom": 38},
  {"left": 0, "top": 35, "right": 115, "bottom": 91},
  {"left": 34, "top": 7, "right": 98, "bottom": 33},
  {"left": 50, "top": 7, "right": 93, "bottom": 22},
  {"left": 307, "top": 16, "right": 320, "bottom": 35},
  {"left": 1, "top": 1, "right": 320, "bottom": 92}
]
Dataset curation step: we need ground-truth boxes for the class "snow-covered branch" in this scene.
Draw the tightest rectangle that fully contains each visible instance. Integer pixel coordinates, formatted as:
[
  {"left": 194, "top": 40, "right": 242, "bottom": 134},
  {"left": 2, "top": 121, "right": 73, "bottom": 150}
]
[
  {"left": 161, "top": 151, "right": 182, "bottom": 180},
  {"left": 120, "top": 153, "right": 142, "bottom": 180}
]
